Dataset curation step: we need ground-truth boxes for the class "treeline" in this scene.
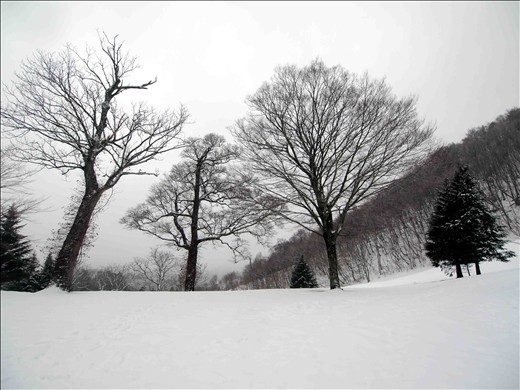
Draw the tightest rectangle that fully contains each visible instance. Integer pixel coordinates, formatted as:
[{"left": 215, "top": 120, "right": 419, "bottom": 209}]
[
  {"left": 2, "top": 109, "right": 517, "bottom": 293},
  {"left": 228, "top": 108, "right": 520, "bottom": 290}
]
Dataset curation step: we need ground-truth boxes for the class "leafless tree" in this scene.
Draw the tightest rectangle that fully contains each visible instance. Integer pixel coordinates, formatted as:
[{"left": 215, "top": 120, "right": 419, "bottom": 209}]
[
  {"left": 220, "top": 271, "right": 241, "bottom": 291},
  {"left": 233, "top": 59, "right": 434, "bottom": 289},
  {"left": 1, "top": 34, "right": 188, "bottom": 290},
  {"left": 0, "top": 146, "right": 44, "bottom": 215},
  {"left": 95, "top": 264, "right": 131, "bottom": 291},
  {"left": 121, "top": 133, "right": 283, "bottom": 291},
  {"left": 130, "top": 248, "right": 179, "bottom": 291}
]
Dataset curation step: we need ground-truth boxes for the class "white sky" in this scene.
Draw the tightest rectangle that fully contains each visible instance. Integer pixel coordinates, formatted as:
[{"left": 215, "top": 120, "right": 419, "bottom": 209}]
[{"left": 1, "top": 1, "right": 519, "bottom": 277}]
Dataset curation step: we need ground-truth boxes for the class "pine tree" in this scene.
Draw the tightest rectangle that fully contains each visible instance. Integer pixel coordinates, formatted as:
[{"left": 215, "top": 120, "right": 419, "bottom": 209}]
[
  {"left": 425, "top": 166, "right": 514, "bottom": 278},
  {"left": 0, "top": 204, "right": 39, "bottom": 290},
  {"left": 39, "top": 253, "right": 56, "bottom": 288},
  {"left": 290, "top": 256, "right": 319, "bottom": 288}
]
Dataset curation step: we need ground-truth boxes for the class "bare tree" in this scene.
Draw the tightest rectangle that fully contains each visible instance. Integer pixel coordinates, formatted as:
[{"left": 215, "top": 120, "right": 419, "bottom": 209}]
[
  {"left": 232, "top": 59, "right": 433, "bottom": 289},
  {"left": 95, "top": 264, "right": 131, "bottom": 291},
  {"left": 121, "top": 133, "right": 282, "bottom": 291},
  {"left": 130, "top": 248, "right": 179, "bottom": 291},
  {"left": 0, "top": 146, "right": 43, "bottom": 215},
  {"left": 1, "top": 34, "right": 188, "bottom": 290}
]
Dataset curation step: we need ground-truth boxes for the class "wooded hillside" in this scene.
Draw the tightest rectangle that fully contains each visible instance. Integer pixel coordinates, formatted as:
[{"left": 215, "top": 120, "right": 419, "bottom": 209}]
[{"left": 229, "top": 108, "right": 520, "bottom": 289}]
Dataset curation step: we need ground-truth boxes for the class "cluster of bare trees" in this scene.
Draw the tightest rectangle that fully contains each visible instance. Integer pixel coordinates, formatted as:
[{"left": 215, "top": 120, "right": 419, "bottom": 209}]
[
  {"left": 225, "top": 110, "right": 520, "bottom": 289},
  {"left": 3, "top": 31, "right": 515, "bottom": 292},
  {"left": 461, "top": 109, "right": 520, "bottom": 234},
  {"left": 71, "top": 248, "right": 210, "bottom": 291}
]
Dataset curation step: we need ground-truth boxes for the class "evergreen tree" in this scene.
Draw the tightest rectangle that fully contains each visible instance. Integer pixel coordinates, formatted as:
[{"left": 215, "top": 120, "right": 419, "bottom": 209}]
[
  {"left": 290, "top": 256, "right": 318, "bottom": 288},
  {"left": 0, "top": 204, "right": 39, "bottom": 290},
  {"left": 425, "top": 166, "right": 514, "bottom": 278},
  {"left": 38, "top": 253, "right": 56, "bottom": 288}
]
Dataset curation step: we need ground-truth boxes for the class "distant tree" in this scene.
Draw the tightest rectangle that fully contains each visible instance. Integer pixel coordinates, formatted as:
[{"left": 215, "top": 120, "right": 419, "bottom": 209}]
[
  {"left": 94, "top": 264, "right": 131, "bottom": 291},
  {"left": 0, "top": 146, "right": 44, "bottom": 216},
  {"left": 425, "top": 166, "right": 514, "bottom": 277},
  {"left": 122, "top": 133, "right": 282, "bottom": 291},
  {"left": 233, "top": 59, "right": 433, "bottom": 289},
  {"left": 290, "top": 256, "right": 318, "bottom": 288},
  {"left": 1, "top": 33, "right": 188, "bottom": 291},
  {"left": 0, "top": 205, "right": 39, "bottom": 291},
  {"left": 130, "top": 248, "right": 179, "bottom": 291},
  {"left": 38, "top": 253, "right": 56, "bottom": 288},
  {"left": 198, "top": 274, "right": 221, "bottom": 291},
  {"left": 220, "top": 271, "right": 241, "bottom": 291}
]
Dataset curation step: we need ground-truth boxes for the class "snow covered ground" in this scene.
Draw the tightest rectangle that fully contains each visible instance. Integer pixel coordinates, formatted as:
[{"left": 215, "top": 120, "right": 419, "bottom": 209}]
[{"left": 2, "top": 246, "right": 519, "bottom": 389}]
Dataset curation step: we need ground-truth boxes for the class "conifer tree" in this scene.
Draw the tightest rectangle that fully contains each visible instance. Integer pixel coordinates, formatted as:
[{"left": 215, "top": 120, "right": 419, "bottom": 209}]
[
  {"left": 0, "top": 204, "right": 39, "bottom": 290},
  {"left": 290, "top": 256, "right": 319, "bottom": 288},
  {"left": 425, "top": 166, "right": 514, "bottom": 278},
  {"left": 39, "top": 253, "right": 56, "bottom": 288}
]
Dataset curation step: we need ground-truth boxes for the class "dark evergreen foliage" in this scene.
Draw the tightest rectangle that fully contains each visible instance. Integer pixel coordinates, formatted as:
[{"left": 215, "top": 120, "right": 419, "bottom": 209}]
[
  {"left": 290, "top": 256, "right": 318, "bottom": 288},
  {"left": 0, "top": 205, "right": 39, "bottom": 291},
  {"left": 38, "top": 253, "right": 56, "bottom": 288},
  {"left": 425, "top": 166, "right": 514, "bottom": 277}
]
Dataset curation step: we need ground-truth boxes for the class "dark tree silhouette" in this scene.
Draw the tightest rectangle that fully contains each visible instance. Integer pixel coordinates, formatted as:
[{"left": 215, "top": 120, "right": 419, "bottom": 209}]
[
  {"left": 39, "top": 253, "right": 56, "bottom": 289},
  {"left": 1, "top": 34, "right": 188, "bottom": 290},
  {"left": 425, "top": 166, "right": 514, "bottom": 277},
  {"left": 0, "top": 205, "right": 39, "bottom": 291},
  {"left": 122, "top": 133, "right": 282, "bottom": 291},
  {"left": 290, "top": 256, "right": 318, "bottom": 288}
]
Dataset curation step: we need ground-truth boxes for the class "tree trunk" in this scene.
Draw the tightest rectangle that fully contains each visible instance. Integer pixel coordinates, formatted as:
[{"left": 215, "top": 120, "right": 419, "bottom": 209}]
[
  {"left": 184, "top": 243, "right": 198, "bottom": 291},
  {"left": 55, "top": 188, "right": 103, "bottom": 291},
  {"left": 455, "top": 263, "right": 463, "bottom": 278},
  {"left": 184, "top": 159, "right": 202, "bottom": 292},
  {"left": 475, "top": 262, "right": 481, "bottom": 275},
  {"left": 323, "top": 230, "right": 341, "bottom": 289}
]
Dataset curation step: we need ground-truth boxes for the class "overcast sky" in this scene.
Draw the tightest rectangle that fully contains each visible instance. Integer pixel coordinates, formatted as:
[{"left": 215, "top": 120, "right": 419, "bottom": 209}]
[{"left": 1, "top": 1, "right": 518, "bottom": 277}]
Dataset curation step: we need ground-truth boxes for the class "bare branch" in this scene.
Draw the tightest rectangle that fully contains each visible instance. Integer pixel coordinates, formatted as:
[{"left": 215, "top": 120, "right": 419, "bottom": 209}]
[
  {"left": 1, "top": 33, "right": 188, "bottom": 290},
  {"left": 232, "top": 59, "right": 434, "bottom": 289}
]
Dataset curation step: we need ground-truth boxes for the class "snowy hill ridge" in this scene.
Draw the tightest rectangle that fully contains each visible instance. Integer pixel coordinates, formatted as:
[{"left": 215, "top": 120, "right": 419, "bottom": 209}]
[{"left": 1, "top": 258, "right": 519, "bottom": 389}]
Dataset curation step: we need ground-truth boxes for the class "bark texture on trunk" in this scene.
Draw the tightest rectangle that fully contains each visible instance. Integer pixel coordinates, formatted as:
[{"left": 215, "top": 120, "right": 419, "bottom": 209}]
[
  {"left": 455, "top": 263, "right": 463, "bottom": 278},
  {"left": 184, "top": 244, "right": 198, "bottom": 291},
  {"left": 55, "top": 189, "right": 102, "bottom": 291},
  {"left": 184, "top": 160, "right": 202, "bottom": 292},
  {"left": 323, "top": 230, "right": 341, "bottom": 289}
]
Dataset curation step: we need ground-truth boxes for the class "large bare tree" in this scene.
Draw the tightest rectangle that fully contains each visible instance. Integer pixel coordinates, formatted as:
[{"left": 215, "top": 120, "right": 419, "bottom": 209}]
[
  {"left": 121, "top": 133, "right": 282, "bottom": 291},
  {"left": 232, "top": 59, "right": 434, "bottom": 289},
  {"left": 1, "top": 34, "right": 188, "bottom": 290}
]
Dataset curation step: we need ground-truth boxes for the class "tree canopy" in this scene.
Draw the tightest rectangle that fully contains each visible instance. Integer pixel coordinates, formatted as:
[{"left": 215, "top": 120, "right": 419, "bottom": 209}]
[
  {"left": 1, "top": 34, "right": 188, "bottom": 290},
  {"left": 233, "top": 58, "right": 433, "bottom": 289}
]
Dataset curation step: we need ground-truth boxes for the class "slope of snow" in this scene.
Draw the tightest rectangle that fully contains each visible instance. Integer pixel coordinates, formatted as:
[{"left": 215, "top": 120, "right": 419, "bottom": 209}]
[{"left": 2, "top": 259, "right": 519, "bottom": 389}]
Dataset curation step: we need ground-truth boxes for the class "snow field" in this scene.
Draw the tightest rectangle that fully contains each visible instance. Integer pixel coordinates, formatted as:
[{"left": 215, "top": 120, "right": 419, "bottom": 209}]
[{"left": 1, "top": 255, "right": 519, "bottom": 389}]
